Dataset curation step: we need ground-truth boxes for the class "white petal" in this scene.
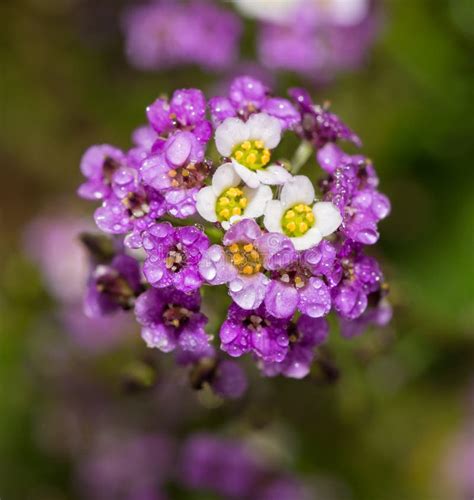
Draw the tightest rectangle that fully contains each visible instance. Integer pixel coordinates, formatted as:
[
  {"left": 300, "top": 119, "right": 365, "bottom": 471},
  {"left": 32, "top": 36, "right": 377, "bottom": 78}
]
[
  {"left": 221, "top": 220, "right": 233, "bottom": 230},
  {"left": 263, "top": 200, "right": 284, "bottom": 233},
  {"left": 313, "top": 202, "right": 342, "bottom": 237},
  {"left": 256, "top": 165, "right": 292, "bottom": 186},
  {"left": 243, "top": 184, "right": 273, "bottom": 218},
  {"left": 246, "top": 113, "right": 281, "bottom": 149},
  {"left": 232, "top": 159, "right": 260, "bottom": 188},
  {"left": 235, "top": 0, "right": 300, "bottom": 23},
  {"left": 327, "top": 0, "right": 369, "bottom": 26},
  {"left": 211, "top": 162, "right": 240, "bottom": 195},
  {"left": 215, "top": 117, "right": 249, "bottom": 156},
  {"left": 291, "top": 227, "right": 322, "bottom": 251},
  {"left": 196, "top": 186, "right": 218, "bottom": 223},
  {"left": 280, "top": 175, "right": 314, "bottom": 208}
]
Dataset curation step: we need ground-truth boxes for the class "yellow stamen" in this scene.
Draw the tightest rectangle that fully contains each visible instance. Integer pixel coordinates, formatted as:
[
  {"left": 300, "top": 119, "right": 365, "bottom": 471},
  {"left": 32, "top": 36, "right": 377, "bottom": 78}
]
[
  {"left": 250, "top": 250, "right": 260, "bottom": 260},
  {"left": 229, "top": 243, "right": 239, "bottom": 253},
  {"left": 285, "top": 210, "right": 295, "bottom": 219},
  {"left": 295, "top": 204, "right": 305, "bottom": 213},
  {"left": 306, "top": 212, "right": 314, "bottom": 223},
  {"left": 242, "top": 265, "right": 253, "bottom": 275},
  {"left": 286, "top": 221, "right": 296, "bottom": 232},
  {"left": 232, "top": 207, "right": 242, "bottom": 216},
  {"left": 243, "top": 243, "right": 254, "bottom": 252},
  {"left": 168, "top": 169, "right": 177, "bottom": 178},
  {"left": 299, "top": 222, "right": 308, "bottom": 233},
  {"left": 241, "top": 141, "right": 251, "bottom": 151},
  {"left": 219, "top": 197, "right": 230, "bottom": 206},
  {"left": 247, "top": 153, "right": 256, "bottom": 165},
  {"left": 233, "top": 254, "right": 244, "bottom": 266},
  {"left": 254, "top": 140, "right": 264, "bottom": 149},
  {"left": 239, "top": 198, "right": 247, "bottom": 208},
  {"left": 234, "top": 150, "right": 244, "bottom": 161},
  {"left": 219, "top": 208, "right": 230, "bottom": 219},
  {"left": 182, "top": 170, "right": 189, "bottom": 177}
]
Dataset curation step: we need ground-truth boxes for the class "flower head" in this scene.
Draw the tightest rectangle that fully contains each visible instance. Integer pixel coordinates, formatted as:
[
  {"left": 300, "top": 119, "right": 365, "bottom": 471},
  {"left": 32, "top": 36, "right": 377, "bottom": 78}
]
[
  {"left": 209, "top": 75, "right": 299, "bottom": 130},
  {"left": 261, "top": 316, "right": 329, "bottom": 379},
  {"left": 264, "top": 175, "right": 342, "bottom": 250},
  {"left": 199, "top": 219, "right": 292, "bottom": 310},
  {"left": 141, "top": 131, "right": 212, "bottom": 218},
  {"left": 215, "top": 113, "right": 291, "bottom": 188},
  {"left": 196, "top": 163, "right": 272, "bottom": 229},
  {"left": 142, "top": 222, "right": 209, "bottom": 293},
  {"left": 135, "top": 287, "right": 209, "bottom": 354}
]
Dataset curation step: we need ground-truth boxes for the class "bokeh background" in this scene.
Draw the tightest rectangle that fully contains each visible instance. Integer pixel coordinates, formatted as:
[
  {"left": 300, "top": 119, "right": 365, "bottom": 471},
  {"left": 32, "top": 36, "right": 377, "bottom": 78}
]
[{"left": 1, "top": 0, "right": 473, "bottom": 498}]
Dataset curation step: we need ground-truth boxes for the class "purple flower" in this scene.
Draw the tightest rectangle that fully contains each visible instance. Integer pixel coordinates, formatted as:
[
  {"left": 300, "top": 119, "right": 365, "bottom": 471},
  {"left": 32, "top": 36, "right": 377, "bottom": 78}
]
[
  {"left": 180, "top": 434, "right": 263, "bottom": 498},
  {"left": 289, "top": 87, "right": 361, "bottom": 148},
  {"left": 78, "top": 144, "right": 131, "bottom": 201},
  {"left": 199, "top": 219, "right": 292, "bottom": 310},
  {"left": 220, "top": 303, "right": 290, "bottom": 362},
  {"left": 135, "top": 287, "right": 209, "bottom": 354},
  {"left": 264, "top": 240, "right": 335, "bottom": 319},
  {"left": 209, "top": 75, "right": 300, "bottom": 130},
  {"left": 123, "top": 1, "right": 242, "bottom": 72},
  {"left": 84, "top": 254, "right": 142, "bottom": 318},
  {"left": 339, "top": 297, "right": 392, "bottom": 338},
  {"left": 140, "top": 131, "right": 211, "bottom": 218},
  {"left": 319, "top": 144, "right": 390, "bottom": 245},
  {"left": 262, "top": 316, "right": 329, "bottom": 379},
  {"left": 142, "top": 222, "right": 209, "bottom": 293},
  {"left": 331, "top": 242, "right": 384, "bottom": 320},
  {"left": 146, "top": 88, "right": 212, "bottom": 144},
  {"left": 94, "top": 186, "right": 166, "bottom": 249}
]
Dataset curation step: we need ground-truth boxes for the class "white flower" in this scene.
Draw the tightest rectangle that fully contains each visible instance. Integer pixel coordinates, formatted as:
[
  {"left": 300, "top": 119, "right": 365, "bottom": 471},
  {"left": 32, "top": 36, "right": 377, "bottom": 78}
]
[
  {"left": 320, "top": 0, "right": 369, "bottom": 26},
  {"left": 196, "top": 163, "right": 273, "bottom": 230},
  {"left": 263, "top": 175, "right": 342, "bottom": 251},
  {"left": 215, "top": 113, "right": 291, "bottom": 188},
  {"left": 233, "top": 0, "right": 300, "bottom": 24}
]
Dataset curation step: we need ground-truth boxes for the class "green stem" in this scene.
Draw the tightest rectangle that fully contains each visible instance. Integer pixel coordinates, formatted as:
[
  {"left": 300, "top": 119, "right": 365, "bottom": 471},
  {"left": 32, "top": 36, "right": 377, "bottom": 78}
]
[{"left": 291, "top": 140, "right": 313, "bottom": 174}]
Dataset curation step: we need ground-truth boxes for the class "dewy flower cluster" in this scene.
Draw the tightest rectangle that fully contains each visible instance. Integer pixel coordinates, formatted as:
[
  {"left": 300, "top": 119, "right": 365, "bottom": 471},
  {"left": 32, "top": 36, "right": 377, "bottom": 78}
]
[{"left": 78, "top": 76, "right": 391, "bottom": 390}]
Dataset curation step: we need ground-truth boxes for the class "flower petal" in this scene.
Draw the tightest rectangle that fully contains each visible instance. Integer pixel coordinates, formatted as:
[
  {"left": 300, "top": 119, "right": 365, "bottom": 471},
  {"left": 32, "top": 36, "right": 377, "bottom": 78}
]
[
  {"left": 263, "top": 200, "right": 284, "bottom": 233},
  {"left": 291, "top": 226, "right": 322, "bottom": 251},
  {"left": 280, "top": 175, "right": 314, "bottom": 208},
  {"left": 215, "top": 117, "right": 249, "bottom": 156},
  {"left": 211, "top": 162, "right": 240, "bottom": 195},
  {"left": 313, "top": 201, "right": 342, "bottom": 237},
  {"left": 231, "top": 159, "right": 260, "bottom": 188},
  {"left": 256, "top": 165, "right": 292, "bottom": 186},
  {"left": 223, "top": 218, "right": 262, "bottom": 245},
  {"left": 298, "top": 277, "right": 331, "bottom": 318},
  {"left": 246, "top": 113, "right": 281, "bottom": 149},
  {"left": 265, "top": 280, "right": 299, "bottom": 318},
  {"left": 196, "top": 186, "right": 218, "bottom": 223},
  {"left": 228, "top": 273, "right": 269, "bottom": 310},
  {"left": 199, "top": 245, "right": 237, "bottom": 285},
  {"left": 243, "top": 184, "right": 273, "bottom": 218}
]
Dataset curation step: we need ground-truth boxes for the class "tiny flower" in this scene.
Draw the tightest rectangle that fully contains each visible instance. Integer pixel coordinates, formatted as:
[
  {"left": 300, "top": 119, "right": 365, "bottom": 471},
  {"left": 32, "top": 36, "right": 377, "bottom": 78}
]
[
  {"left": 219, "top": 303, "right": 290, "bottom": 362},
  {"left": 331, "top": 241, "right": 384, "bottom": 320},
  {"left": 146, "top": 88, "right": 212, "bottom": 144},
  {"left": 261, "top": 316, "right": 329, "bottom": 379},
  {"left": 199, "top": 219, "right": 289, "bottom": 310},
  {"left": 141, "top": 131, "right": 212, "bottom": 218},
  {"left": 84, "top": 254, "right": 142, "bottom": 318},
  {"left": 289, "top": 88, "right": 361, "bottom": 148},
  {"left": 264, "top": 175, "right": 342, "bottom": 251},
  {"left": 78, "top": 145, "right": 129, "bottom": 201},
  {"left": 142, "top": 222, "right": 209, "bottom": 293},
  {"left": 196, "top": 163, "right": 272, "bottom": 229},
  {"left": 135, "top": 287, "right": 209, "bottom": 353},
  {"left": 215, "top": 113, "right": 291, "bottom": 188},
  {"left": 94, "top": 186, "right": 166, "bottom": 249},
  {"left": 209, "top": 75, "right": 299, "bottom": 129}
]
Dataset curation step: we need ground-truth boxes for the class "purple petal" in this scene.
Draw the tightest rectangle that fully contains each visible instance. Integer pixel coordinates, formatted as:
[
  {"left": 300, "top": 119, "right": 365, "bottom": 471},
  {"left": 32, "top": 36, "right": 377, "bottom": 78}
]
[
  {"left": 228, "top": 273, "right": 268, "bottom": 310},
  {"left": 264, "top": 279, "right": 299, "bottom": 318},
  {"left": 223, "top": 219, "right": 262, "bottom": 246},
  {"left": 199, "top": 245, "right": 237, "bottom": 285},
  {"left": 298, "top": 277, "right": 331, "bottom": 318}
]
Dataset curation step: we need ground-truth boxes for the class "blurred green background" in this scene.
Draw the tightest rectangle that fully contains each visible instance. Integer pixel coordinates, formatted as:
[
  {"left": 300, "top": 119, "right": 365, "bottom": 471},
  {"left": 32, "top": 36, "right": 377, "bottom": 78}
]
[{"left": 1, "top": 0, "right": 473, "bottom": 498}]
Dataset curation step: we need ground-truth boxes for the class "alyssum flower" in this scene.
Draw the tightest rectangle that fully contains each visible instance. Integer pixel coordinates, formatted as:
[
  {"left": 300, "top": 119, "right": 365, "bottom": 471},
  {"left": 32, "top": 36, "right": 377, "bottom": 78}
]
[{"left": 77, "top": 75, "right": 391, "bottom": 389}]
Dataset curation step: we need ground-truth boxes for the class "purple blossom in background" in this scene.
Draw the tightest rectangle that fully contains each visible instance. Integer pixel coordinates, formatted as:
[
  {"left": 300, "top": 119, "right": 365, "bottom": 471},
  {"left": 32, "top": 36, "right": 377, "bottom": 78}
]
[
  {"left": 123, "top": 1, "right": 241, "bottom": 72},
  {"left": 220, "top": 303, "right": 290, "bottom": 363},
  {"left": 141, "top": 131, "right": 211, "bottom": 218},
  {"left": 85, "top": 254, "right": 142, "bottom": 318},
  {"left": 262, "top": 316, "right": 329, "bottom": 379},
  {"left": 142, "top": 222, "right": 209, "bottom": 293},
  {"left": 289, "top": 88, "right": 361, "bottom": 148},
  {"left": 339, "top": 298, "right": 392, "bottom": 338},
  {"left": 253, "top": 0, "right": 378, "bottom": 82},
  {"left": 319, "top": 143, "right": 391, "bottom": 245},
  {"left": 78, "top": 434, "right": 173, "bottom": 500},
  {"left": 209, "top": 75, "right": 300, "bottom": 130},
  {"left": 135, "top": 287, "right": 209, "bottom": 354}
]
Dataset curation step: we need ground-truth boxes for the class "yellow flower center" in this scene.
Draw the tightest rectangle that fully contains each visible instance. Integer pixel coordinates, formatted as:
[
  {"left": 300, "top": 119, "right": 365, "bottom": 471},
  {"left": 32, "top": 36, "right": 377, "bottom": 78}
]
[
  {"left": 231, "top": 140, "right": 271, "bottom": 171},
  {"left": 281, "top": 204, "right": 315, "bottom": 237},
  {"left": 225, "top": 242, "right": 262, "bottom": 275},
  {"left": 216, "top": 187, "right": 248, "bottom": 222}
]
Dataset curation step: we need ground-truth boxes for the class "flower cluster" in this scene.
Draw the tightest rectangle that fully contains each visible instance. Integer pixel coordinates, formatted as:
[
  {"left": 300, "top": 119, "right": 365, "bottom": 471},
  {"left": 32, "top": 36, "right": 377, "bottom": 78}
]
[{"left": 78, "top": 75, "right": 390, "bottom": 388}]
